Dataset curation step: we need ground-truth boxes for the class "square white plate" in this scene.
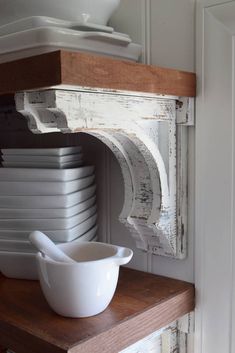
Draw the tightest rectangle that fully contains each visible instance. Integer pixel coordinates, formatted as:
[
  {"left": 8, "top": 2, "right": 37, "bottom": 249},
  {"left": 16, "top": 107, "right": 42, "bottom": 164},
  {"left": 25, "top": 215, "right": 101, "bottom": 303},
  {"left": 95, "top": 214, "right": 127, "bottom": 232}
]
[
  {"left": 0, "top": 174, "right": 95, "bottom": 195},
  {"left": 0, "top": 225, "right": 98, "bottom": 279},
  {"left": 0, "top": 165, "right": 94, "bottom": 181},
  {"left": 2, "top": 152, "right": 83, "bottom": 163},
  {"left": 0, "top": 224, "right": 98, "bottom": 253},
  {"left": 0, "top": 195, "right": 96, "bottom": 219},
  {"left": 0, "top": 204, "right": 97, "bottom": 230},
  {"left": 0, "top": 27, "right": 142, "bottom": 64},
  {"left": 2, "top": 160, "right": 83, "bottom": 168},
  {"left": 0, "top": 184, "right": 96, "bottom": 208},
  {"left": 0, "top": 213, "right": 97, "bottom": 242},
  {"left": 1, "top": 146, "right": 82, "bottom": 156}
]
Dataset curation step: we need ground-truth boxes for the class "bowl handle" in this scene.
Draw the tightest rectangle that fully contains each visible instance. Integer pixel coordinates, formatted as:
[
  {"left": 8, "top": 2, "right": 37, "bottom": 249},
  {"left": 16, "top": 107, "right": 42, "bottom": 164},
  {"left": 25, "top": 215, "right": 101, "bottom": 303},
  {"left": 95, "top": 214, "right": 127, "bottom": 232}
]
[{"left": 112, "top": 246, "right": 133, "bottom": 266}]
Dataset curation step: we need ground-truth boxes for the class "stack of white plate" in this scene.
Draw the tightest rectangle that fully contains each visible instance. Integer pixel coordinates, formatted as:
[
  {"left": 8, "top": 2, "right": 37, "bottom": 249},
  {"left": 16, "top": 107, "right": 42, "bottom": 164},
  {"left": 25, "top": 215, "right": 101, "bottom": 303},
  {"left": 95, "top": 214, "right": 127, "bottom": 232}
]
[
  {"left": 0, "top": 16, "right": 142, "bottom": 63},
  {"left": 1, "top": 145, "right": 84, "bottom": 168},
  {"left": 0, "top": 147, "right": 98, "bottom": 280}
]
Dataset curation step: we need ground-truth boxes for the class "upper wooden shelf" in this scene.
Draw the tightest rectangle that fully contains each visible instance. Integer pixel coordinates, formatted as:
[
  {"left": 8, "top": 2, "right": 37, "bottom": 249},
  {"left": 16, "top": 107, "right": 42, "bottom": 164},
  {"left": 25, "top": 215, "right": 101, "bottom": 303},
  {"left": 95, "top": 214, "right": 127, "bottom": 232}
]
[
  {"left": 0, "top": 50, "right": 196, "bottom": 97},
  {"left": 0, "top": 268, "right": 194, "bottom": 353}
]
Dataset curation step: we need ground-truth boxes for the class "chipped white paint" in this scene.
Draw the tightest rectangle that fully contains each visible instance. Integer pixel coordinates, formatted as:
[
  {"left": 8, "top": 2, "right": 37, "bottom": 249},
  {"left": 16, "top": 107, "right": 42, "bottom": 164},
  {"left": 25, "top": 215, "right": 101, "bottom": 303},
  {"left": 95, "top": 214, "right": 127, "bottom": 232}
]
[
  {"left": 177, "top": 313, "right": 195, "bottom": 353},
  {"left": 176, "top": 97, "right": 194, "bottom": 126},
  {"left": 119, "top": 319, "right": 192, "bottom": 353},
  {"left": 177, "top": 312, "right": 195, "bottom": 334},
  {"left": 15, "top": 89, "right": 192, "bottom": 258}
]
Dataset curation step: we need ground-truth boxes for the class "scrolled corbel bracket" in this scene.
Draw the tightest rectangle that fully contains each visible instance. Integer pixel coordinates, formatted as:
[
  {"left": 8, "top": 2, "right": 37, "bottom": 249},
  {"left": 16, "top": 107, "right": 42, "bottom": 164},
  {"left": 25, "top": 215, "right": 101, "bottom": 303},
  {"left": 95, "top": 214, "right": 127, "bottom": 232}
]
[{"left": 15, "top": 89, "right": 194, "bottom": 259}]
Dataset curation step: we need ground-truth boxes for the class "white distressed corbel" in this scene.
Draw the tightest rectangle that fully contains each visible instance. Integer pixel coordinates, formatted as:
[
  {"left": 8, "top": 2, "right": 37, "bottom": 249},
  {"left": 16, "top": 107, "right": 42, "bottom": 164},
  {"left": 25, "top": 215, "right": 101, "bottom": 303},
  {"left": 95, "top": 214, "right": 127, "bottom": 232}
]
[{"left": 15, "top": 89, "right": 193, "bottom": 258}]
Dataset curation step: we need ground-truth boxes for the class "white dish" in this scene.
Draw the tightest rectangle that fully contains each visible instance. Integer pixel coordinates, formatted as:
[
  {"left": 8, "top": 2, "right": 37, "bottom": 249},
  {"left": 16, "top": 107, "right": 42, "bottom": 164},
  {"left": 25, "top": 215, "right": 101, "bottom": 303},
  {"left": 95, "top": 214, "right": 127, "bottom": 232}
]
[
  {"left": 0, "top": 184, "right": 96, "bottom": 208},
  {"left": 0, "top": 225, "right": 98, "bottom": 253},
  {"left": 0, "top": 16, "right": 115, "bottom": 37},
  {"left": 36, "top": 241, "right": 132, "bottom": 317},
  {"left": 2, "top": 152, "right": 83, "bottom": 163},
  {"left": 0, "top": 213, "right": 97, "bottom": 241},
  {"left": 0, "top": 251, "right": 38, "bottom": 279},
  {"left": 0, "top": 232, "right": 99, "bottom": 280},
  {"left": 0, "top": 175, "right": 95, "bottom": 196},
  {"left": 0, "top": 204, "right": 97, "bottom": 230},
  {"left": 0, "top": 0, "right": 120, "bottom": 27},
  {"left": 1, "top": 146, "right": 82, "bottom": 156},
  {"left": 0, "top": 195, "right": 96, "bottom": 219},
  {"left": 0, "top": 27, "right": 142, "bottom": 64},
  {"left": 2, "top": 159, "right": 83, "bottom": 169},
  {"left": 0, "top": 165, "right": 94, "bottom": 182}
]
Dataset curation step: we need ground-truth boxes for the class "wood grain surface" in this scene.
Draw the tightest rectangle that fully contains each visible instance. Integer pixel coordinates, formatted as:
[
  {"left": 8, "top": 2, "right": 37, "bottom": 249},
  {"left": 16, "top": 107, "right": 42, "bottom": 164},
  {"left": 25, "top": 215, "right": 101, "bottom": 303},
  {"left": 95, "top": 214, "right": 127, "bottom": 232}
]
[
  {"left": 0, "top": 51, "right": 196, "bottom": 97},
  {"left": 0, "top": 268, "right": 194, "bottom": 353}
]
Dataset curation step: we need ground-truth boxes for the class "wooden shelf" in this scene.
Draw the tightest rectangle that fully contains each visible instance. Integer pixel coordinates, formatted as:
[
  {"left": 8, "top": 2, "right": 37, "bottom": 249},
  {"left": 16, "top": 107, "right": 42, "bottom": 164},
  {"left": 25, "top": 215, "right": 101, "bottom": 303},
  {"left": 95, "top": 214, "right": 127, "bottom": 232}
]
[
  {"left": 0, "top": 50, "right": 196, "bottom": 97},
  {"left": 0, "top": 268, "right": 194, "bottom": 353}
]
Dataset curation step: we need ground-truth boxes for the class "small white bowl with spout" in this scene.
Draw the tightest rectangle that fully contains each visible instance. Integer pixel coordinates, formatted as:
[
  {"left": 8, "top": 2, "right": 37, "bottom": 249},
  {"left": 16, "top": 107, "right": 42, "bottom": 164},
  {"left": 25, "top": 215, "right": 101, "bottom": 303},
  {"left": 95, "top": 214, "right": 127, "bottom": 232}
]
[
  {"left": 0, "top": 0, "right": 120, "bottom": 27},
  {"left": 36, "top": 241, "right": 133, "bottom": 318}
]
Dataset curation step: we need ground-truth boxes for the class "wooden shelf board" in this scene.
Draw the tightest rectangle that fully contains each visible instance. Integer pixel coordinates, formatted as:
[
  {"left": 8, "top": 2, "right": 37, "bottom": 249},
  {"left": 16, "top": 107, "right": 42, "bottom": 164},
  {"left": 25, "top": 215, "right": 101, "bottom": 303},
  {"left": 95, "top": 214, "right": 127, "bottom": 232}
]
[
  {"left": 0, "top": 50, "right": 196, "bottom": 97},
  {"left": 0, "top": 268, "right": 194, "bottom": 353}
]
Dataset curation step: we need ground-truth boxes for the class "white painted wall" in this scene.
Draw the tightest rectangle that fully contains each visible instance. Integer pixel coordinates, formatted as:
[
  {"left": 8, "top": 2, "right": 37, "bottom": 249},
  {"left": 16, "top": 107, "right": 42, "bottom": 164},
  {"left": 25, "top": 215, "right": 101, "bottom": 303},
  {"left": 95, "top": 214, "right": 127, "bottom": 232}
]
[
  {"left": 195, "top": 1, "right": 235, "bottom": 353},
  {"left": 107, "top": 0, "right": 195, "bottom": 282}
]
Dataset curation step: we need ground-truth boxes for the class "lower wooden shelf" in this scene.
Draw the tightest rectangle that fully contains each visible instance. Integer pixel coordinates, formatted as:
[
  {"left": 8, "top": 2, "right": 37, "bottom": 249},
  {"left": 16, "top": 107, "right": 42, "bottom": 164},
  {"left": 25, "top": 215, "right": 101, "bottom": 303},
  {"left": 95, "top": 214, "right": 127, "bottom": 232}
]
[{"left": 0, "top": 268, "right": 194, "bottom": 353}]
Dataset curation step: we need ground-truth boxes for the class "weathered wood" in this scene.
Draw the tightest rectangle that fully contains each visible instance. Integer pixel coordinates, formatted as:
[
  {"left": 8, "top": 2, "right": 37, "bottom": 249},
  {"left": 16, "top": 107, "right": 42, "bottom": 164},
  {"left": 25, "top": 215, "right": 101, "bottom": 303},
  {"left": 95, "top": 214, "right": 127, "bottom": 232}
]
[
  {"left": 0, "top": 51, "right": 196, "bottom": 97},
  {"left": 15, "top": 89, "right": 192, "bottom": 258},
  {"left": 0, "top": 268, "right": 194, "bottom": 353}
]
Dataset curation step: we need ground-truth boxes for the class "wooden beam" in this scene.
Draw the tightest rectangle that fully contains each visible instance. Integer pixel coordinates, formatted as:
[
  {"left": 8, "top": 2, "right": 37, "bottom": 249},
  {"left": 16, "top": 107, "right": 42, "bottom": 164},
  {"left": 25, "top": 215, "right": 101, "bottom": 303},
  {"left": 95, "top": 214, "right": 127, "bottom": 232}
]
[
  {"left": 0, "top": 50, "right": 196, "bottom": 97},
  {"left": 0, "top": 268, "right": 194, "bottom": 353}
]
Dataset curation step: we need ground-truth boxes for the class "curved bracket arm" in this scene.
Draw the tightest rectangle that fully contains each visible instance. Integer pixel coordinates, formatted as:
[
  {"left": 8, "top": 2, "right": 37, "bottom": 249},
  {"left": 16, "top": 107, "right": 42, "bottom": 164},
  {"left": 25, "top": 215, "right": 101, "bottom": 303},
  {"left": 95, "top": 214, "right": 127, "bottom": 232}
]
[{"left": 15, "top": 90, "right": 192, "bottom": 258}]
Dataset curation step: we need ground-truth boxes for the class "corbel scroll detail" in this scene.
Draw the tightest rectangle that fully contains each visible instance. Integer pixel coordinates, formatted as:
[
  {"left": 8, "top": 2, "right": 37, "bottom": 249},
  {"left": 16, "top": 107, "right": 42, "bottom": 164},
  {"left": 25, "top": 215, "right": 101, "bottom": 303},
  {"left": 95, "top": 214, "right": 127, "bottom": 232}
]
[{"left": 15, "top": 89, "right": 193, "bottom": 259}]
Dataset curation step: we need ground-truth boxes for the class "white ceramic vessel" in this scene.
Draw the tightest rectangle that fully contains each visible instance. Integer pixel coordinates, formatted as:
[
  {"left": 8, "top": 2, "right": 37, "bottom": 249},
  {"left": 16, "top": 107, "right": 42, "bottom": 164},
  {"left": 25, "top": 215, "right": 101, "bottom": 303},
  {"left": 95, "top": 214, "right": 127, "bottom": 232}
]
[
  {"left": 0, "top": 175, "right": 95, "bottom": 196},
  {"left": 0, "top": 251, "right": 38, "bottom": 280},
  {"left": 0, "top": 184, "right": 96, "bottom": 208},
  {"left": 36, "top": 241, "right": 133, "bottom": 317},
  {"left": 0, "top": 195, "right": 96, "bottom": 219},
  {"left": 0, "top": 165, "right": 95, "bottom": 182},
  {"left": 0, "top": 0, "right": 120, "bottom": 27}
]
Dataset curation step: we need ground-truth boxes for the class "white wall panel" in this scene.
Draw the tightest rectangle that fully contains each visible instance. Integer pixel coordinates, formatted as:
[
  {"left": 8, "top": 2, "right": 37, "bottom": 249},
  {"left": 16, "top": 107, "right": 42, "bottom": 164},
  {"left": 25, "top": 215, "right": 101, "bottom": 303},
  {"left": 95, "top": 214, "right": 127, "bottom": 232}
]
[{"left": 195, "top": 2, "right": 235, "bottom": 352}]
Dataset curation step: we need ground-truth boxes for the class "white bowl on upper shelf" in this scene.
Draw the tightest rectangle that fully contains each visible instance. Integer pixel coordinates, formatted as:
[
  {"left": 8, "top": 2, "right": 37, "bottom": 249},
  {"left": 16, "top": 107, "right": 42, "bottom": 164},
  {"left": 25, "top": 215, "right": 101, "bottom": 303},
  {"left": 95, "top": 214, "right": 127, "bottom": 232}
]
[{"left": 0, "top": 0, "right": 120, "bottom": 27}]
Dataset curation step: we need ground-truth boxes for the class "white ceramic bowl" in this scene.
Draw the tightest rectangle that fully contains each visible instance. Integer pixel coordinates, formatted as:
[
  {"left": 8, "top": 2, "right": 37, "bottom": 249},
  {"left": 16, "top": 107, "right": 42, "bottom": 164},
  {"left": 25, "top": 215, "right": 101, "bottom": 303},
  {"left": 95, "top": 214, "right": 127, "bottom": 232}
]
[
  {"left": 0, "top": 0, "right": 120, "bottom": 27},
  {"left": 36, "top": 241, "right": 133, "bottom": 317}
]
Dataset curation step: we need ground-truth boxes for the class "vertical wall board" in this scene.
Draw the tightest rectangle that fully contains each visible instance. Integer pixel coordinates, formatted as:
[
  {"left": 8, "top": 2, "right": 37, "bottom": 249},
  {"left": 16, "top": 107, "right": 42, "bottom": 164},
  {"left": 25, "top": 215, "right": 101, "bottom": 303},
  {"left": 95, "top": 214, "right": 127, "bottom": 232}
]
[
  {"left": 195, "top": 3, "right": 235, "bottom": 353},
  {"left": 149, "top": 0, "right": 195, "bottom": 72}
]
